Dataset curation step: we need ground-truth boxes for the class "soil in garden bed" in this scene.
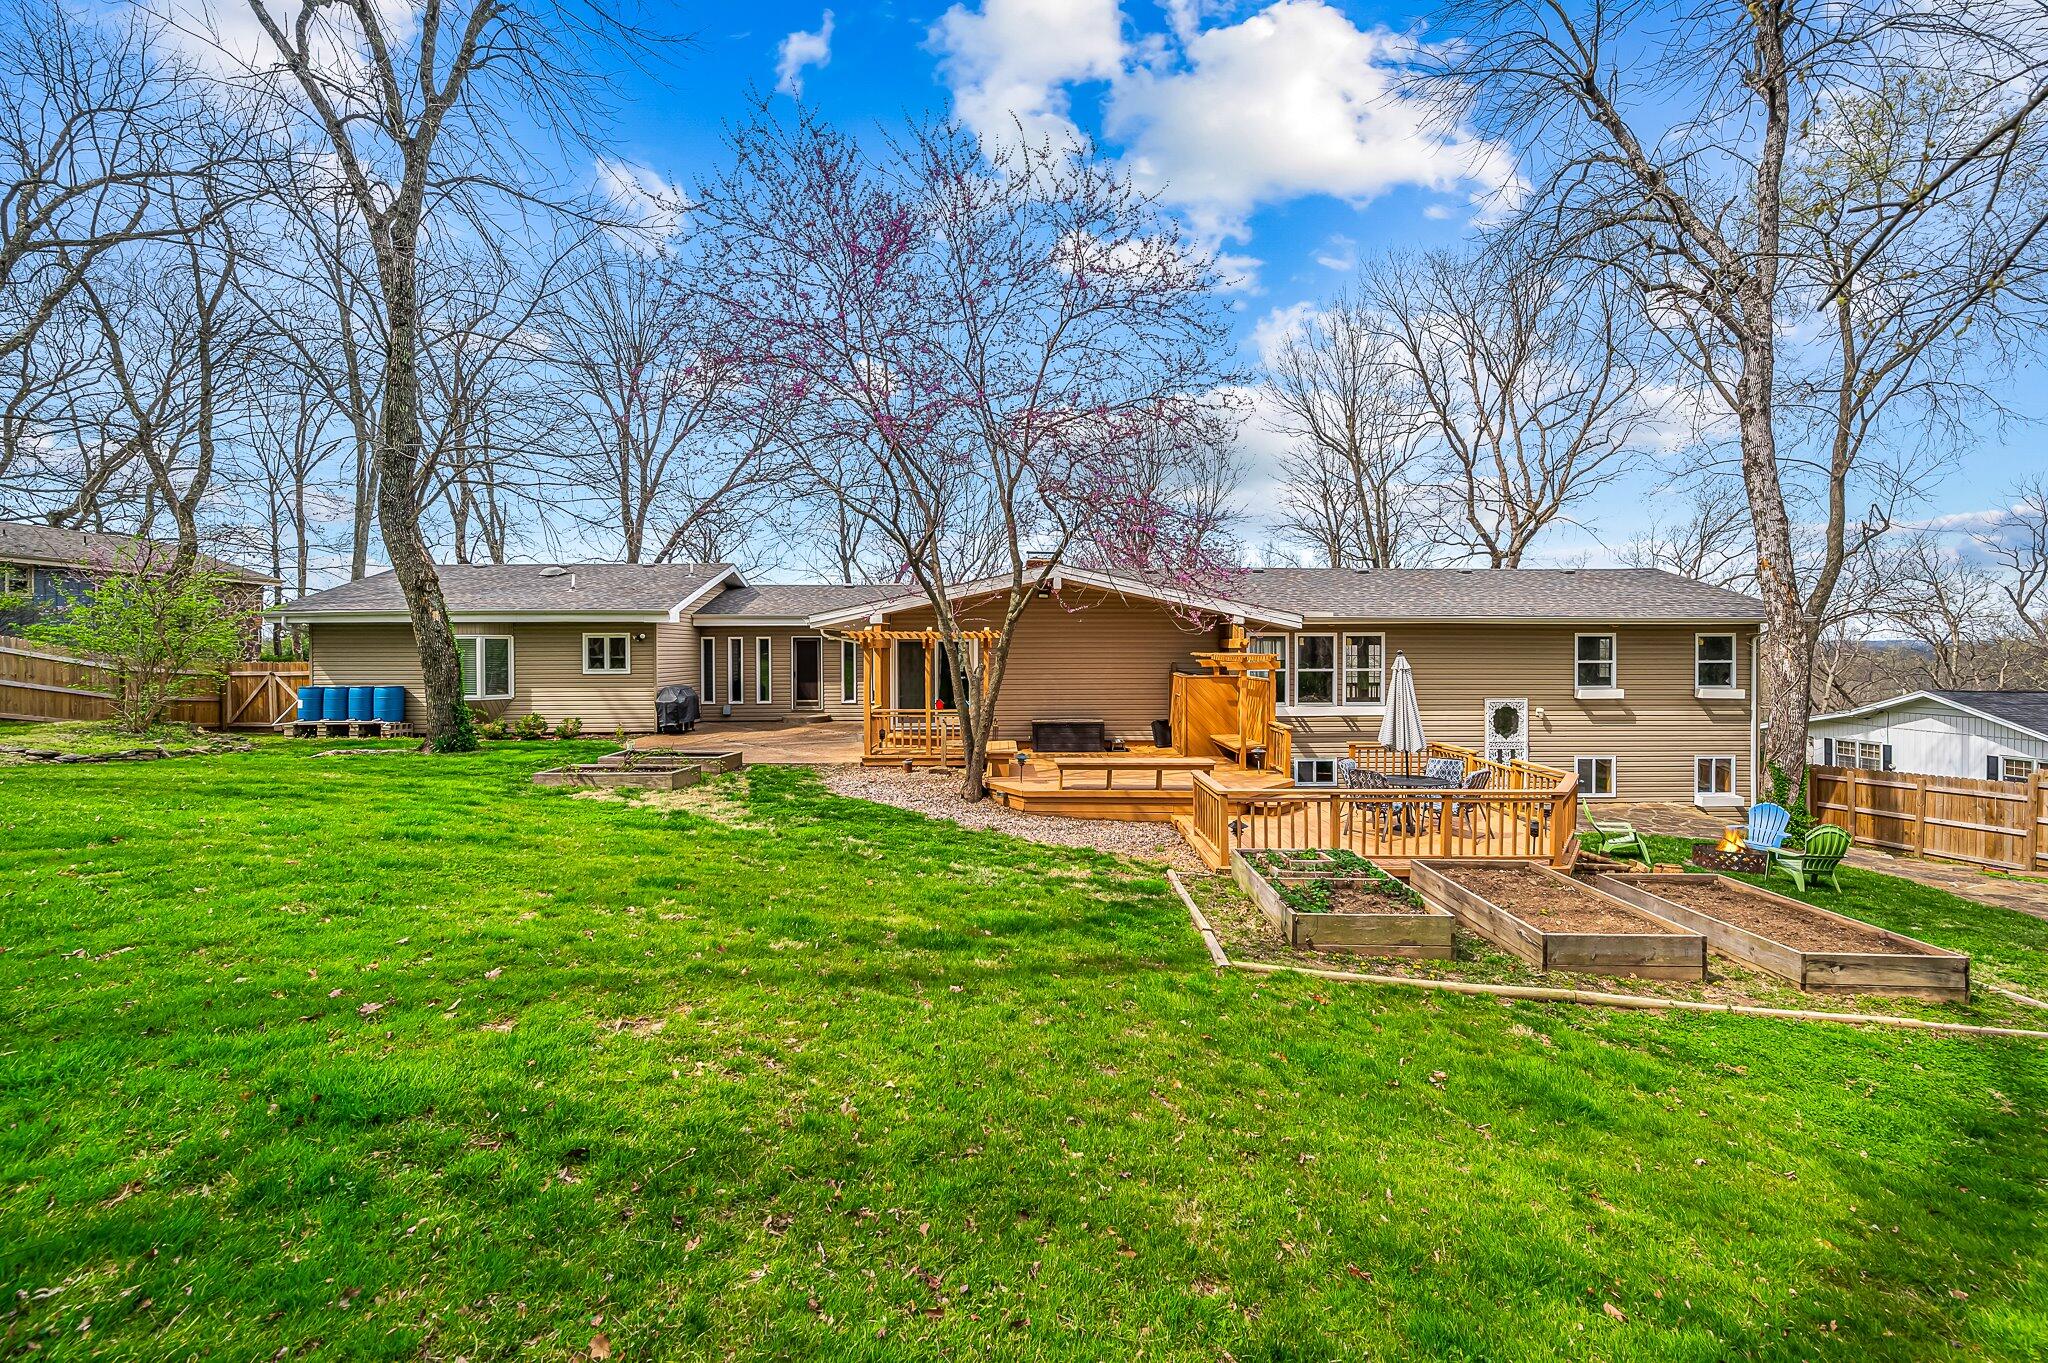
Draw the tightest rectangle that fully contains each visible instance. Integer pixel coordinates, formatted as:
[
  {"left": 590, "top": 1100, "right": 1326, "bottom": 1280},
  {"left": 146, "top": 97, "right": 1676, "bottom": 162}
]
[
  {"left": 1634, "top": 877, "right": 1939, "bottom": 955},
  {"left": 1314, "top": 883, "right": 1435, "bottom": 915},
  {"left": 1448, "top": 866, "right": 1684, "bottom": 935}
]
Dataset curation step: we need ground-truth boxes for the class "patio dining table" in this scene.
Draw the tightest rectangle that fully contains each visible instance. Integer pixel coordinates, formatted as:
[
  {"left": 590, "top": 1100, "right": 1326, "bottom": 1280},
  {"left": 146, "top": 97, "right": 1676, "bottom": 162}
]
[{"left": 1369, "top": 773, "right": 1462, "bottom": 789}]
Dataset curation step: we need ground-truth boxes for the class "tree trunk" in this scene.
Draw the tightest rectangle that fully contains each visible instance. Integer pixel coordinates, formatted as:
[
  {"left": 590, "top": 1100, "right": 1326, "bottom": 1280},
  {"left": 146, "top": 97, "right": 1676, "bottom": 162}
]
[{"left": 374, "top": 227, "right": 470, "bottom": 749}]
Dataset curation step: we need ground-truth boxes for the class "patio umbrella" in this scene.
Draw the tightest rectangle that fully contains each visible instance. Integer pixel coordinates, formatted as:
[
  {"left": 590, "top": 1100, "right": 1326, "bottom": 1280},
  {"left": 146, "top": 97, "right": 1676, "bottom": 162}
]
[{"left": 1378, "top": 650, "right": 1427, "bottom": 776}]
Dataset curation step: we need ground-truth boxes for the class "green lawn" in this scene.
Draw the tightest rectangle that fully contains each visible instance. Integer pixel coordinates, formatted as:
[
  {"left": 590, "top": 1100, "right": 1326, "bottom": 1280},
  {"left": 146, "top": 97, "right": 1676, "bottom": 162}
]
[{"left": 3, "top": 743, "right": 2046, "bottom": 1360}]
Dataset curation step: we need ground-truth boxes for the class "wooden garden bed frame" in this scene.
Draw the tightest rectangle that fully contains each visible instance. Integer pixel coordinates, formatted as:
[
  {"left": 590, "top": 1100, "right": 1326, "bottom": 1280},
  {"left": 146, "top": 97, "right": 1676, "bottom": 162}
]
[
  {"left": 1230, "top": 850, "right": 1454, "bottom": 957},
  {"left": 1590, "top": 872, "right": 1970, "bottom": 1000},
  {"left": 1410, "top": 860, "right": 1705, "bottom": 981},
  {"left": 532, "top": 749, "right": 743, "bottom": 790}
]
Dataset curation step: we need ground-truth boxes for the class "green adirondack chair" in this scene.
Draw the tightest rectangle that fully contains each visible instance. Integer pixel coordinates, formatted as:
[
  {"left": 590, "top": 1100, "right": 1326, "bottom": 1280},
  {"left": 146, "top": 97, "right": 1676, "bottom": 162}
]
[
  {"left": 1770, "top": 823, "right": 1852, "bottom": 893},
  {"left": 1584, "top": 816, "right": 1650, "bottom": 863}
]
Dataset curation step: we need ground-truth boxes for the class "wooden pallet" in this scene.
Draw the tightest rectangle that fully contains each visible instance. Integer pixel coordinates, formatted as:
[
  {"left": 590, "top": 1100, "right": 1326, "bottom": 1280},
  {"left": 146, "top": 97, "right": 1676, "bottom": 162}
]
[{"left": 284, "top": 719, "right": 415, "bottom": 738}]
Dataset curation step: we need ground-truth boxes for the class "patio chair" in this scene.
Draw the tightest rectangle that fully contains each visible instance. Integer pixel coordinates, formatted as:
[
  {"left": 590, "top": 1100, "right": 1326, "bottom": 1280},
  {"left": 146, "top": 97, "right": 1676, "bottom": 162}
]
[
  {"left": 1729, "top": 801, "right": 1792, "bottom": 853},
  {"left": 1450, "top": 768, "right": 1492, "bottom": 833},
  {"left": 1423, "top": 755, "right": 1465, "bottom": 784},
  {"left": 1584, "top": 816, "right": 1651, "bottom": 863},
  {"left": 1770, "top": 823, "right": 1852, "bottom": 893}
]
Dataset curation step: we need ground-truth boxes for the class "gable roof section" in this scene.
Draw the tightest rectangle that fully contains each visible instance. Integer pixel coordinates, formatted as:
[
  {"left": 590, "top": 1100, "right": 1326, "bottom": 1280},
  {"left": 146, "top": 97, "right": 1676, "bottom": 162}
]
[
  {"left": 692, "top": 582, "right": 900, "bottom": 620},
  {"left": 804, "top": 566, "right": 1307, "bottom": 629},
  {"left": 1811, "top": 690, "right": 2048, "bottom": 743},
  {"left": 277, "top": 563, "right": 737, "bottom": 621},
  {"left": 0, "top": 519, "right": 276, "bottom": 584},
  {"left": 1234, "top": 567, "right": 1766, "bottom": 621}
]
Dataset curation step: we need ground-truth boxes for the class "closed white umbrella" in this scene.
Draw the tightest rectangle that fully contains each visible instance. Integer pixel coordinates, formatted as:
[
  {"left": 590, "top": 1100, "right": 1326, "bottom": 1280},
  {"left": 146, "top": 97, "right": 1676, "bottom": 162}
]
[{"left": 1378, "top": 650, "right": 1426, "bottom": 775}]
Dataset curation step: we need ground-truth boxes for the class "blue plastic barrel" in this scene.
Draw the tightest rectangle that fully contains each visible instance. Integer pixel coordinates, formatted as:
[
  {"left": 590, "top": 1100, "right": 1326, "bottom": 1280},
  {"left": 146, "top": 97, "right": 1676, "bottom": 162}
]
[
  {"left": 373, "top": 686, "right": 406, "bottom": 724},
  {"left": 297, "top": 686, "right": 323, "bottom": 722},
  {"left": 348, "top": 686, "right": 374, "bottom": 721},
  {"left": 321, "top": 686, "right": 348, "bottom": 720}
]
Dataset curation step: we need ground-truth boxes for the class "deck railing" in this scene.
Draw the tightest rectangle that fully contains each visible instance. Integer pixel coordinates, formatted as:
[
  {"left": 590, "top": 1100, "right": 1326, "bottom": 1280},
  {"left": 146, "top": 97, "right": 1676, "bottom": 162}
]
[
  {"left": 867, "top": 706, "right": 965, "bottom": 759},
  {"left": 1346, "top": 740, "right": 1568, "bottom": 792},
  {"left": 1190, "top": 769, "right": 1580, "bottom": 867}
]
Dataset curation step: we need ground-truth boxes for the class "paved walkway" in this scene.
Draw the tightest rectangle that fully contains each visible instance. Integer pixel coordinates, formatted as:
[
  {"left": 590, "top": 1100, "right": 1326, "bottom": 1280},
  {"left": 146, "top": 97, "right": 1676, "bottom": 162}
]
[
  {"left": 629, "top": 718, "right": 862, "bottom": 765},
  {"left": 1609, "top": 801, "right": 2048, "bottom": 921}
]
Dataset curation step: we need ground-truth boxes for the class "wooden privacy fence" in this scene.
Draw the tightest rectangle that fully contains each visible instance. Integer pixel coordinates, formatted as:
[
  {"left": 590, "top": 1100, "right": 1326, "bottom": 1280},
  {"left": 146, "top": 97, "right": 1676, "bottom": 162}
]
[
  {"left": 1809, "top": 764, "right": 2048, "bottom": 873},
  {"left": 0, "top": 634, "right": 308, "bottom": 730}
]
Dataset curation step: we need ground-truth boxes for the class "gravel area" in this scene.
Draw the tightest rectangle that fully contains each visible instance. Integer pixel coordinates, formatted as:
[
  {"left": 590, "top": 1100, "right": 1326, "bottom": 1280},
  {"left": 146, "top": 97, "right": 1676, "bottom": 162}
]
[{"left": 818, "top": 765, "right": 1203, "bottom": 870}]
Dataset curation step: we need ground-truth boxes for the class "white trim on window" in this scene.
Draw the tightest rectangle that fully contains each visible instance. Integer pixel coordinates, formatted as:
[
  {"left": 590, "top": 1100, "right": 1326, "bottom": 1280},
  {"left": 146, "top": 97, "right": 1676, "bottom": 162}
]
[
  {"left": 1574, "top": 755, "right": 1616, "bottom": 799},
  {"left": 1693, "top": 632, "right": 1744, "bottom": 698},
  {"left": 0, "top": 562, "right": 27, "bottom": 595},
  {"left": 581, "top": 632, "right": 631, "bottom": 675},
  {"left": 1996, "top": 755, "right": 2038, "bottom": 783},
  {"left": 1341, "top": 632, "right": 1384, "bottom": 706},
  {"left": 1249, "top": 635, "right": 1288, "bottom": 705},
  {"left": 1693, "top": 755, "right": 1739, "bottom": 807},
  {"left": 755, "top": 636, "right": 772, "bottom": 705},
  {"left": 790, "top": 633, "right": 825, "bottom": 707},
  {"left": 1293, "top": 757, "right": 1336, "bottom": 786},
  {"left": 727, "top": 636, "right": 743, "bottom": 705},
  {"left": 457, "top": 634, "right": 515, "bottom": 700},
  {"left": 839, "top": 638, "right": 858, "bottom": 705},
  {"left": 1292, "top": 632, "right": 1338, "bottom": 707},
  {"left": 700, "top": 636, "right": 715, "bottom": 697},
  {"left": 1574, "top": 633, "right": 1622, "bottom": 699}
]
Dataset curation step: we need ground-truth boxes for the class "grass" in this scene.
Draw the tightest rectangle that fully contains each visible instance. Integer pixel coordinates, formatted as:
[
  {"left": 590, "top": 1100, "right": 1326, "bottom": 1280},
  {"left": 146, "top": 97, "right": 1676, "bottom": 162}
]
[
  {"left": 0, "top": 719, "right": 234, "bottom": 756},
  {"left": 2, "top": 743, "right": 2046, "bottom": 1360}
]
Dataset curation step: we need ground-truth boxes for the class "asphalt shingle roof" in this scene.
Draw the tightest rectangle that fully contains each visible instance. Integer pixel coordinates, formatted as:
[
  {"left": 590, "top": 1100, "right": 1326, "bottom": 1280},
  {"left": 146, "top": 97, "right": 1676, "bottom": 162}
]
[
  {"left": 283, "top": 563, "right": 733, "bottom": 616},
  {"left": 1234, "top": 567, "right": 1766, "bottom": 620},
  {"left": 1931, "top": 691, "right": 2048, "bottom": 741},
  {"left": 692, "top": 583, "right": 900, "bottom": 616},
  {"left": 0, "top": 520, "right": 275, "bottom": 583}
]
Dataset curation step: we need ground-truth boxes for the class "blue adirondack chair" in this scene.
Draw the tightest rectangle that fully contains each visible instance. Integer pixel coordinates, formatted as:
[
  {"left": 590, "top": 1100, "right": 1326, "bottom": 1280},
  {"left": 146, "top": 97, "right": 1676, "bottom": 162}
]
[{"left": 1730, "top": 802, "right": 1792, "bottom": 853}]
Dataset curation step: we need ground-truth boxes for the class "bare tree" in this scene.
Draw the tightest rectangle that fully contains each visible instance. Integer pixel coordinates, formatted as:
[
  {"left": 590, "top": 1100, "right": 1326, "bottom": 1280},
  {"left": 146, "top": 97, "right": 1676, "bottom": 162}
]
[
  {"left": 545, "top": 241, "right": 790, "bottom": 563},
  {"left": 1264, "top": 290, "right": 1432, "bottom": 568},
  {"left": 1430, "top": 2, "right": 2048, "bottom": 800},
  {"left": 238, "top": 0, "right": 655, "bottom": 748},
  {"left": 1620, "top": 481, "right": 1754, "bottom": 590},
  {"left": 696, "top": 106, "right": 1243, "bottom": 799},
  {"left": 1976, "top": 475, "right": 2048, "bottom": 643}
]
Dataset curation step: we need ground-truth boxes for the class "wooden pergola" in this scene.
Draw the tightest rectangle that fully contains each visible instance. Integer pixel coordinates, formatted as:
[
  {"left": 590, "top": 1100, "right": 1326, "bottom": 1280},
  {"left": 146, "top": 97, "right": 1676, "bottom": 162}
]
[{"left": 848, "top": 625, "right": 1002, "bottom": 766}]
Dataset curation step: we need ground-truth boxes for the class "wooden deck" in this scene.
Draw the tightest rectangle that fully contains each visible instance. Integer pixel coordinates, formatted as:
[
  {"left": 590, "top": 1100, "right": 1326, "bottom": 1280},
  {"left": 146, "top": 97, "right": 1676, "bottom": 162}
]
[{"left": 987, "top": 757, "right": 1290, "bottom": 822}]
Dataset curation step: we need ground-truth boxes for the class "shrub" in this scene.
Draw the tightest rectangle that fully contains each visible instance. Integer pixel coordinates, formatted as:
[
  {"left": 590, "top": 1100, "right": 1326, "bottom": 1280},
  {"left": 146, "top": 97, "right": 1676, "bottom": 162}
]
[
  {"left": 556, "top": 716, "right": 583, "bottom": 739},
  {"left": 511, "top": 712, "right": 550, "bottom": 739},
  {"left": 477, "top": 719, "right": 512, "bottom": 740}
]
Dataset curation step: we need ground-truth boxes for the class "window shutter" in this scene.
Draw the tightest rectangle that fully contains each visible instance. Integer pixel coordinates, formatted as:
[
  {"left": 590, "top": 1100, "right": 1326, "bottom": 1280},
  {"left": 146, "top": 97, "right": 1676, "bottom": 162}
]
[
  {"left": 1989, "top": 755, "right": 2002, "bottom": 781},
  {"left": 1880, "top": 745, "right": 1893, "bottom": 772},
  {"left": 1821, "top": 738, "right": 1834, "bottom": 766}
]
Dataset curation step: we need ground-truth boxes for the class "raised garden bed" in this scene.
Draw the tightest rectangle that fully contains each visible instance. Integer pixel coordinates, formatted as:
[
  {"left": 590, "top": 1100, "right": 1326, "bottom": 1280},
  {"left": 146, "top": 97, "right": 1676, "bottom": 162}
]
[
  {"left": 1230, "top": 849, "right": 1453, "bottom": 957},
  {"left": 531, "top": 749, "right": 742, "bottom": 790},
  {"left": 1411, "top": 860, "right": 1705, "bottom": 980},
  {"left": 1592, "top": 872, "right": 1969, "bottom": 1000}
]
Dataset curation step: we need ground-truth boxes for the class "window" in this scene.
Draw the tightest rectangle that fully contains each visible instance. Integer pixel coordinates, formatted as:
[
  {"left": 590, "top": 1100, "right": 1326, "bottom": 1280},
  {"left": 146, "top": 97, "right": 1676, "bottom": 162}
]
[
  {"left": 840, "top": 639, "right": 858, "bottom": 704},
  {"left": 700, "top": 637, "right": 715, "bottom": 696},
  {"left": 1574, "top": 634, "right": 1618, "bottom": 695},
  {"left": 1293, "top": 758, "right": 1336, "bottom": 786},
  {"left": 1574, "top": 756, "right": 1615, "bottom": 798},
  {"left": 1695, "top": 633, "right": 1738, "bottom": 692},
  {"left": 1838, "top": 739, "right": 1888, "bottom": 771},
  {"left": 1342, "top": 633, "right": 1384, "bottom": 705},
  {"left": 582, "top": 633, "right": 630, "bottom": 674},
  {"left": 755, "top": 637, "right": 772, "bottom": 704},
  {"left": 727, "top": 637, "right": 743, "bottom": 705},
  {"left": 0, "top": 563, "right": 26, "bottom": 594},
  {"left": 457, "top": 635, "right": 514, "bottom": 700},
  {"left": 1994, "top": 755, "right": 2037, "bottom": 783},
  {"left": 1249, "top": 636, "right": 1287, "bottom": 703},
  {"left": 1695, "top": 756, "right": 1736, "bottom": 803},
  {"left": 1294, "top": 634, "right": 1336, "bottom": 705}
]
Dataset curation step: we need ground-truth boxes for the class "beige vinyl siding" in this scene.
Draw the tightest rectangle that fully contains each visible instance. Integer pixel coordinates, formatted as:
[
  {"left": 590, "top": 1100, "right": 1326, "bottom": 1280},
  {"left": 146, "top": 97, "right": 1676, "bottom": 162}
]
[
  {"left": 688, "top": 625, "right": 853, "bottom": 721},
  {"left": 654, "top": 619, "right": 697, "bottom": 687},
  {"left": 876, "top": 590, "right": 1229, "bottom": 743},
  {"left": 307, "top": 621, "right": 661, "bottom": 729},
  {"left": 1275, "top": 623, "right": 1757, "bottom": 803}
]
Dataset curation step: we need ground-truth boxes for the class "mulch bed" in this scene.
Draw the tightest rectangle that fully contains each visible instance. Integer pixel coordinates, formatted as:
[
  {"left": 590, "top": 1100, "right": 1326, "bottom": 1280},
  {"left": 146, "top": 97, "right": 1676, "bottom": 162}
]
[
  {"left": 1638, "top": 876, "right": 1940, "bottom": 955},
  {"left": 1449, "top": 866, "right": 1685, "bottom": 935}
]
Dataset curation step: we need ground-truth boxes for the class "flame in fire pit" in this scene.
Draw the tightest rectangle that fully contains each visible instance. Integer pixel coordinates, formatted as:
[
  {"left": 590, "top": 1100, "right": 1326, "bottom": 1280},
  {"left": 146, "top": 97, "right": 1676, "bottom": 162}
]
[{"left": 1717, "top": 829, "right": 1746, "bottom": 853}]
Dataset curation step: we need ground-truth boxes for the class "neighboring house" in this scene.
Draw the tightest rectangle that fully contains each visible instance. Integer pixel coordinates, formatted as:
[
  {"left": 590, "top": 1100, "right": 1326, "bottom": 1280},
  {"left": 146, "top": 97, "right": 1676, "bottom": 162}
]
[
  {"left": 277, "top": 562, "right": 1765, "bottom": 805},
  {"left": 0, "top": 520, "right": 276, "bottom": 634},
  {"left": 1809, "top": 691, "right": 2048, "bottom": 783}
]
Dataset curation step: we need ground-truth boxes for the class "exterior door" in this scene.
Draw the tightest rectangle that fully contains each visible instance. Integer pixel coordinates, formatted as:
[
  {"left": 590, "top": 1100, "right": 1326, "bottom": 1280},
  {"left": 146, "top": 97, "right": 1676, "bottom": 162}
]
[
  {"left": 894, "top": 642, "right": 928, "bottom": 709},
  {"left": 792, "top": 637, "right": 822, "bottom": 706},
  {"left": 1484, "top": 697, "right": 1528, "bottom": 766}
]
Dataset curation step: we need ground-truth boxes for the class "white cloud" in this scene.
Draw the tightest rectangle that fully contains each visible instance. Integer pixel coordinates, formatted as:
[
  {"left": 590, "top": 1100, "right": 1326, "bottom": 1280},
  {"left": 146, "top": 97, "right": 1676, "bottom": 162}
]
[
  {"left": 594, "top": 157, "right": 685, "bottom": 248},
  {"left": 929, "top": 0, "right": 1125, "bottom": 149},
  {"left": 1250, "top": 300, "right": 1321, "bottom": 367},
  {"left": 775, "top": 10, "right": 835, "bottom": 98},
  {"left": 1104, "top": 0, "right": 1516, "bottom": 242},
  {"left": 1314, "top": 233, "right": 1357, "bottom": 271}
]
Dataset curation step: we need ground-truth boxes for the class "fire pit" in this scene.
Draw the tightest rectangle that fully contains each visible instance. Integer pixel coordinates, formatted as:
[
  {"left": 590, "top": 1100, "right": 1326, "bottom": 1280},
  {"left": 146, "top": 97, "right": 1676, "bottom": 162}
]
[{"left": 1692, "top": 828, "right": 1768, "bottom": 875}]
